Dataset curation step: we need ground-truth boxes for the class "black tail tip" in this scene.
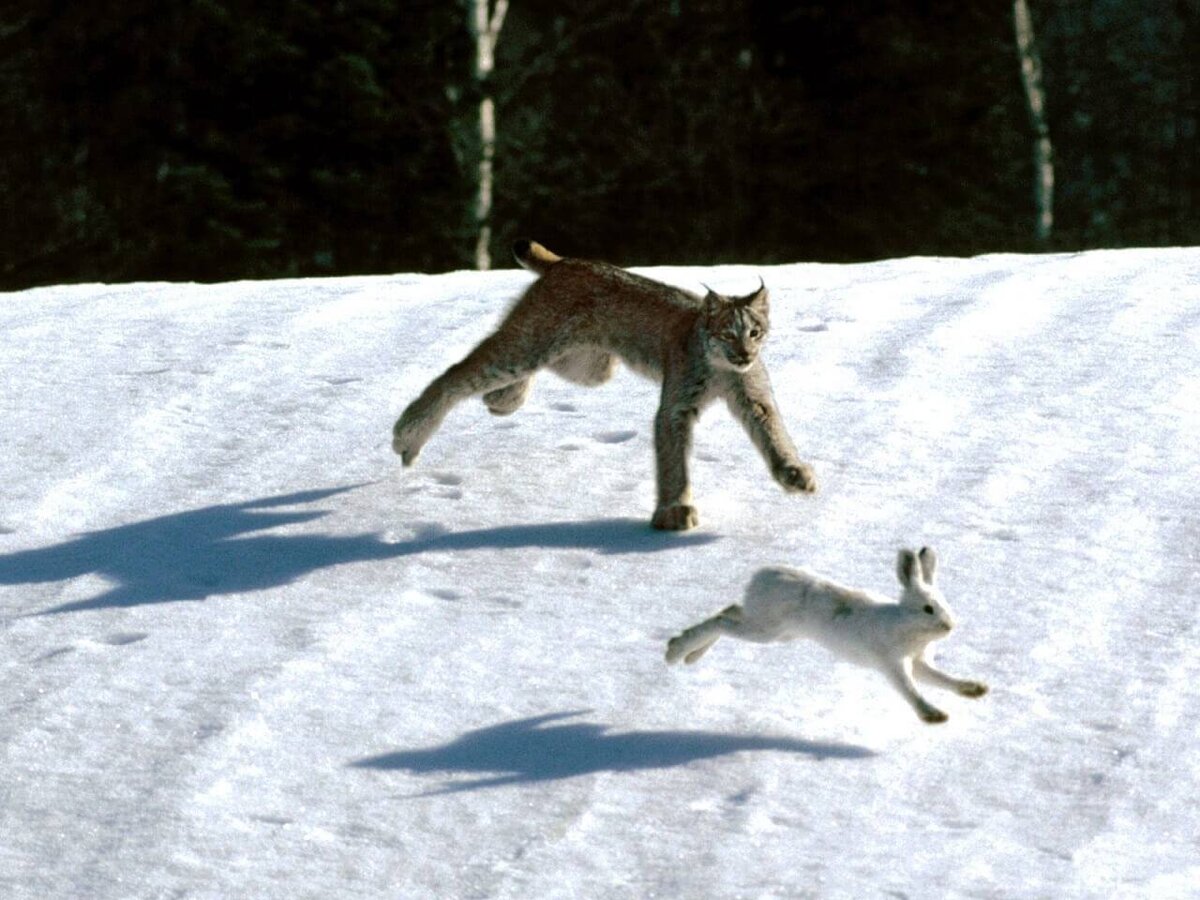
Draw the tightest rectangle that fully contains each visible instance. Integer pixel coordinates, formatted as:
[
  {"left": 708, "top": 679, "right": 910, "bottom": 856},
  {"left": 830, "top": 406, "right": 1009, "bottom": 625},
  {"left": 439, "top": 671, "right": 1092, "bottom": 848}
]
[{"left": 512, "top": 238, "right": 533, "bottom": 260}]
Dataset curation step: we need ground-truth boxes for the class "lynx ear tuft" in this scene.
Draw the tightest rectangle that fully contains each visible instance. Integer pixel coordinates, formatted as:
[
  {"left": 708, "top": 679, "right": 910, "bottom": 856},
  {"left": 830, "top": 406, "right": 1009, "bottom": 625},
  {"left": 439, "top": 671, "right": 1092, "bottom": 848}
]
[
  {"left": 733, "top": 277, "right": 769, "bottom": 309},
  {"left": 701, "top": 284, "right": 724, "bottom": 314}
]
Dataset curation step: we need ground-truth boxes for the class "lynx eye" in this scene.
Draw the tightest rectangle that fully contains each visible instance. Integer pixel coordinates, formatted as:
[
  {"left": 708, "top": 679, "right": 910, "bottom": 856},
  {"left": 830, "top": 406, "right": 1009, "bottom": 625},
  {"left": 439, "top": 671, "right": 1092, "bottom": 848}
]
[
  {"left": 923, "top": 604, "right": 935, "bottom": 615},
  {"left": 748, "top": 328, "right": 763, "bottom": 339}
]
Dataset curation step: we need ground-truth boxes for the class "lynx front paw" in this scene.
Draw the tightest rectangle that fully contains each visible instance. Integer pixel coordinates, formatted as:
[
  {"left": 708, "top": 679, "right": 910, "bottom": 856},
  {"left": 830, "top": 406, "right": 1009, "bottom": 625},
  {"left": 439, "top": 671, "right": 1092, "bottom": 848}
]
[
  {"left": 776, "top": 462, "right": 817, "bottom": 493},
  {"left": 652, "top": 504, "right": 699, "bottom": 531}
]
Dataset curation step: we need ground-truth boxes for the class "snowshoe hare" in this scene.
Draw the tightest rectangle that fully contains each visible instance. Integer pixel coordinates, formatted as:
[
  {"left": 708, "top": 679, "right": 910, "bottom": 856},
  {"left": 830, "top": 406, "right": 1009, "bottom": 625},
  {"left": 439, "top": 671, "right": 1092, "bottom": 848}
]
[{"left": 665, "top": 547, "right": 988, "bottom": 723}]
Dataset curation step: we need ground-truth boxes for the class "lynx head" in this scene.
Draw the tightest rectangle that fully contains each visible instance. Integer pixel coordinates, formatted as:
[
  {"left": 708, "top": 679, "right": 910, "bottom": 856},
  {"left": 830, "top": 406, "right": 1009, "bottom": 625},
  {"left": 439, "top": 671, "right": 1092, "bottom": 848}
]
[{"left": 702, "top": 280, "right": 770, "bottom": 372}]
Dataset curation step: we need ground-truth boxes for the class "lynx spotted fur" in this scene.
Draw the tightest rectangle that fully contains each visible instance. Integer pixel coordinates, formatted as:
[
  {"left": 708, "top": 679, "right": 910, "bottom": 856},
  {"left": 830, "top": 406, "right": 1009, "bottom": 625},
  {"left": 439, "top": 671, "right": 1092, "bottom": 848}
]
[{"left": 391, "top": 240, "right": 815, "bottom": 530}]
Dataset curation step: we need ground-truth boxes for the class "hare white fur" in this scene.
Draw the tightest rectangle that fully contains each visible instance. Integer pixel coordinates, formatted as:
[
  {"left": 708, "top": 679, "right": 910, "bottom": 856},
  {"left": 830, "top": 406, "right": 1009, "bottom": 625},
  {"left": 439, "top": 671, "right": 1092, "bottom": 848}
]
[{"left": 665, "top": 547, "right": 988, "bottom": 724}]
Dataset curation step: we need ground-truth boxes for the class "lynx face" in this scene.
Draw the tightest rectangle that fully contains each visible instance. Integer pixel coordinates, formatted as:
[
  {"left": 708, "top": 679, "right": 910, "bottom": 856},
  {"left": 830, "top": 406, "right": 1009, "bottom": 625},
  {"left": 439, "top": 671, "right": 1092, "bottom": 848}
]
[{"left": 704, "top": 288, "right": 770, "bottom": 373}]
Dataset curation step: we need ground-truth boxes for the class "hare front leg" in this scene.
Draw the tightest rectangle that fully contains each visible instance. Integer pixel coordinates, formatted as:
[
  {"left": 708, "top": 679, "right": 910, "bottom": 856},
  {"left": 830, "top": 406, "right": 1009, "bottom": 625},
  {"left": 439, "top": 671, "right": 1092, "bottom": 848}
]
[
  {"left": 723, "top": 368, "right": 816, "bottom": 494},
  {"left": 913, "top": 656, "right": 989, "bottom": 699},
  {"left": 884, "top": 659, "right": 949, "bottom": 724}
]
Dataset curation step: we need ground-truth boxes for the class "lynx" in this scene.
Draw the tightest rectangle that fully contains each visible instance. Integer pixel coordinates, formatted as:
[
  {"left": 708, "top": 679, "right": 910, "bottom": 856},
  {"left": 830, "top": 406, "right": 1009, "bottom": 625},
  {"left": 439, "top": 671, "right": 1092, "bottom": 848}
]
[{"left": 391, "top": 240, "right": 816, "bottom": 530}]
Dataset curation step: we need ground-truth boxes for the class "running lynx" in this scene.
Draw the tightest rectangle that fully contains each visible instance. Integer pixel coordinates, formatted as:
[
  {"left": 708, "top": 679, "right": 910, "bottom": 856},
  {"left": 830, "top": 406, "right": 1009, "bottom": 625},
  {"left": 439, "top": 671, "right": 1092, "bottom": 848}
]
[{"left": 391, "top": 240, "right": 816, "bottom": 530}]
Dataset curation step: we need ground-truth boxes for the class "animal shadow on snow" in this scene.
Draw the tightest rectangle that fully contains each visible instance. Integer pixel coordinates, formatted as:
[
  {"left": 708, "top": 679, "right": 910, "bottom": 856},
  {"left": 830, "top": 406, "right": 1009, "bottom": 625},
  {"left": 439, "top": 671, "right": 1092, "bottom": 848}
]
[
  {"left": 0, "top": 485, "right": 718, "bottom": 615},
  {"left": 352, "top": 711, "right": 875, "bottom": 794}
]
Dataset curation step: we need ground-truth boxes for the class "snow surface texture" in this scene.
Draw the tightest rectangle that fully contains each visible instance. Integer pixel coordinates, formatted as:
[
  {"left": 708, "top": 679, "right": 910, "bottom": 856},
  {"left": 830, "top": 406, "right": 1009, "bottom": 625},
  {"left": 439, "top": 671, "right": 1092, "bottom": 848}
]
[{"left": 2, "top": 250, "right": 1198, "bottom": 898}]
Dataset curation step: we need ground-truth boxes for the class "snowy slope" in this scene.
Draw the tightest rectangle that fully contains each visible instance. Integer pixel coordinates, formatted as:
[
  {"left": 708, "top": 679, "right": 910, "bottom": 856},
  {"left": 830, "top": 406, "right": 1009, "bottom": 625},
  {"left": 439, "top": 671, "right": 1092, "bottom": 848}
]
[{"left": 1, "top": 250, "right": 1198, "bottom": 899}]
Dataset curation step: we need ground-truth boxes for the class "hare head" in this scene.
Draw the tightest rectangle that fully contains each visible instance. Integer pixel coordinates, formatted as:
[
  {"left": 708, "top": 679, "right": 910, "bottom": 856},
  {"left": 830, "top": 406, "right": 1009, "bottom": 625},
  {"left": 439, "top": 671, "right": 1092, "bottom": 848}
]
[
  {"left": 897, "top": 546, "right": 955, "bottom": 635},
  {"left": 702, "top": 280, "right": 770, "bottom": 373}
]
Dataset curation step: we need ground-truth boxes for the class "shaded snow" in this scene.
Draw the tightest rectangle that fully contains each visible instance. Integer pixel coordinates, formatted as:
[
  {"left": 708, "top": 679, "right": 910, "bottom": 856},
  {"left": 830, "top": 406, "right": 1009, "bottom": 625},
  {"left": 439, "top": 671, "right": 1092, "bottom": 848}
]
[{"left": 2, "top": 250, "right": 1199, "bottom": 898}]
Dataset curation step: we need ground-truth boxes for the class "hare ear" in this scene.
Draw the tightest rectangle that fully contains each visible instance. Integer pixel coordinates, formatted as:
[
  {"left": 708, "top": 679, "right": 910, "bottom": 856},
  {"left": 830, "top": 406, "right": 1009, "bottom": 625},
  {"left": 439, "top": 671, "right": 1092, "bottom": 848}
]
[
  {"left": 897, "top": 549, "right": 919, "bottom": 588},
  {"left": 917, "top": 546, "right": 938, "bottom": 584}
]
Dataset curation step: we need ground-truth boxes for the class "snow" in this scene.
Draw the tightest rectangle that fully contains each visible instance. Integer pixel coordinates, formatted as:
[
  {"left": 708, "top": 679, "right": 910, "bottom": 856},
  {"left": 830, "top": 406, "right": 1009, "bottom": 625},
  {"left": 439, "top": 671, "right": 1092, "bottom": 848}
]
[{"left": 2, "top": 249, "right": 1199, "bottom": 898}]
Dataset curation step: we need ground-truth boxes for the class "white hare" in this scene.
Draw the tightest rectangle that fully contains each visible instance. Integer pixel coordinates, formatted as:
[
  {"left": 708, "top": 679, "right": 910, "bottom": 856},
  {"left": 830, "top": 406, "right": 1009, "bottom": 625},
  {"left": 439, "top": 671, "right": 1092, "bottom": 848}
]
[{"left": 665, "top": 547, "right": 987, "bottom": 723}]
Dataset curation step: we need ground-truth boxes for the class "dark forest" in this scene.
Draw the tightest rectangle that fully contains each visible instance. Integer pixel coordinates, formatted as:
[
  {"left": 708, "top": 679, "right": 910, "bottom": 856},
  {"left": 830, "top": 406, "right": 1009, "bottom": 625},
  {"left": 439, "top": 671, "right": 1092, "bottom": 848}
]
[{"left": 1, "top": 1, "right": 1196, "bottom": 289}]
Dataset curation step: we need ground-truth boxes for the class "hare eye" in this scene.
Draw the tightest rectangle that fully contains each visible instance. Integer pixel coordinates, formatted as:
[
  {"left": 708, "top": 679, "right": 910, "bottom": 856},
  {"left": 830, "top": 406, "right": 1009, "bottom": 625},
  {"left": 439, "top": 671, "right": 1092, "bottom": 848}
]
[{"left": 923, "top": 604, "right": 935, "bottom": 615}]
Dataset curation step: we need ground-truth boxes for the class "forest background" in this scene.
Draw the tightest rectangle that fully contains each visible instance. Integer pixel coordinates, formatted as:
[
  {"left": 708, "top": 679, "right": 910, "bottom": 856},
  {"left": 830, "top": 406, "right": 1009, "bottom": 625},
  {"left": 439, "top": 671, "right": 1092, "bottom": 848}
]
[{"left": 1, "top": 0, "right": 1197, "bottom": 290}]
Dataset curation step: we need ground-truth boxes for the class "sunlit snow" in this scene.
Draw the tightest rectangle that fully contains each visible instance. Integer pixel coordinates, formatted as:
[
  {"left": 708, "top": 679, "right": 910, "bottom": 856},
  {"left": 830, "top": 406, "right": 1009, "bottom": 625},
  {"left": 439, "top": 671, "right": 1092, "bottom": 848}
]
[{"left": 2, "top": 249, "right": 1198, "bottom": 898}]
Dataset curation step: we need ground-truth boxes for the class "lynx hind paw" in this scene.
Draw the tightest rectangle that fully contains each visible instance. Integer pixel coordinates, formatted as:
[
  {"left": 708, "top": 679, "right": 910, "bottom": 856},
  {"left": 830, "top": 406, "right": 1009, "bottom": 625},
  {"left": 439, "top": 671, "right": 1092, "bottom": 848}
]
[
  {"left": 391, "top": 425, "right": 422, "bottom": 466},
  {"left": 392, "top": 441, "right": 420, "bottom": 466},
  {"left": 777, "top": 462, "right": 817, "bottom": 494},
  {"left": 652, "top": 504, "right": 700, "bottom": 531},
  {"left": 483, "top": 381, "right": 530, "bottom": 416}
]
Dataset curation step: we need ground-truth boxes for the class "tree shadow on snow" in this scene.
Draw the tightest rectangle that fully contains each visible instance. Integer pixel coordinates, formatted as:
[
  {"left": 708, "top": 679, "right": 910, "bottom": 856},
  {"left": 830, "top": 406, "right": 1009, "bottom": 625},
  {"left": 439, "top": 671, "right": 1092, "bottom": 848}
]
[
  {"left": 351, "top": 711, "right": 875, "bottom": 794},
  {"left": 0, "top": 485, "right": 718, "bottom": 615}
]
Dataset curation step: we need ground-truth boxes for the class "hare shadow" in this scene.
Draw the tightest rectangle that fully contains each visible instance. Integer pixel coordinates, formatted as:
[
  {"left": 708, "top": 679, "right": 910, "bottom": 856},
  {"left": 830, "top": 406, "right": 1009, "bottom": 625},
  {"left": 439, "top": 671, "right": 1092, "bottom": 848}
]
[
  {"left": 351, "top": 711, "right": 875, "bottom": 794},
  {"left": 0, "top": 485, "right": 718, "bottom": 615}
]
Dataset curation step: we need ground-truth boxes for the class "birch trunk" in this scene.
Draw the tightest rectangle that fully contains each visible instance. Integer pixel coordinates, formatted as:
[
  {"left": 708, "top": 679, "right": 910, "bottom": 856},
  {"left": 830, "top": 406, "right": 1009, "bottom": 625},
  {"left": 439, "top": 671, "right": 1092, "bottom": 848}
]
[
  {"left": 470, "top": 0, "right": 508, "bottom": 270},
  {"left": 1013, "top": 0, "right": 1054, "bottom": 245}
]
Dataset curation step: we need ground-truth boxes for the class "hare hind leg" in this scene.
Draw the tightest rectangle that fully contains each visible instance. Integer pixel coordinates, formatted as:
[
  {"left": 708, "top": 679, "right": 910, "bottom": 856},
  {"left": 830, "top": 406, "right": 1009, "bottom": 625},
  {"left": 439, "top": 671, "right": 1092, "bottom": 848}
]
[{"left": 665, "top": 605, "right": 742, "bottom": 665}]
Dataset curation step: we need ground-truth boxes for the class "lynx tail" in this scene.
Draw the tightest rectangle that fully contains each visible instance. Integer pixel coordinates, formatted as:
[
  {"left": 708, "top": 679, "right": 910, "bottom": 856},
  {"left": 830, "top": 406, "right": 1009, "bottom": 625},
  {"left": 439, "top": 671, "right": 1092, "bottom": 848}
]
[{"left": 512, "top": 239, "right": 563, "bottom": 275}]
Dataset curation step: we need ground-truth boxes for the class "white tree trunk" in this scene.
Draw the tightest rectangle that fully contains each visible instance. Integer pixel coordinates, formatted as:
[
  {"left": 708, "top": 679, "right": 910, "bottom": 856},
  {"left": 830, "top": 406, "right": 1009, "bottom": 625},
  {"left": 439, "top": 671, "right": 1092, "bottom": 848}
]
[
  {"left": 1013, "top": 0, "right": 1054, "bottom": 245},
  {"left": 470, "top": 0, "right": 508, "bottom": 270}
]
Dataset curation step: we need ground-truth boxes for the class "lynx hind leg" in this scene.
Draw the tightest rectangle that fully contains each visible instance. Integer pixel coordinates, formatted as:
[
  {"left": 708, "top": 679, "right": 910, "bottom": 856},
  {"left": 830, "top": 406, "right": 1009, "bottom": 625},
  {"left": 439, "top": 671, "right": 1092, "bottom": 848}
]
[
  {"left": 392, "top": 336, "right": 542, "bottom": 464},
  {"left": 666, "top": 604, "right": 742, "bottom": 665},
  {"left": 550, "top": 349, "right": 618, "bottom": 386},
  {"left": 483, "top": 376, "right": 534, "bottom": 416}
]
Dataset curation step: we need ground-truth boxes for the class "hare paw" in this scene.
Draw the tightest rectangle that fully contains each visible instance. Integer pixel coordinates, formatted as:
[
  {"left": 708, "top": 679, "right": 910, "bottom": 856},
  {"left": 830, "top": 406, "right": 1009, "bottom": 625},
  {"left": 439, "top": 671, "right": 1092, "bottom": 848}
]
[
  {"left": 919, "top": 707, "right": 949, "bottom": 724},
  {"left": 958, "top": 680, "right": 989, "bottom": 699},
  {"left": 652, "top": 504, "right": 699, "bottom": 531},
  {"left": 776, "top": 462, "right": 817, "bottom": 494}
]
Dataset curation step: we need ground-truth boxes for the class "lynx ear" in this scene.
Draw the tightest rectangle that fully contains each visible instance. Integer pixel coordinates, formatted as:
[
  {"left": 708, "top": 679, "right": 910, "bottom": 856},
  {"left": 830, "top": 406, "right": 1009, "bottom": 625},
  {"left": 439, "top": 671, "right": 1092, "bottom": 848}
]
[
  {"left": 701, "top": 284, "right": 724, "bottom": 316},
  {"left": 740, "top": 277, "right": 769, "bottom": 310}
]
